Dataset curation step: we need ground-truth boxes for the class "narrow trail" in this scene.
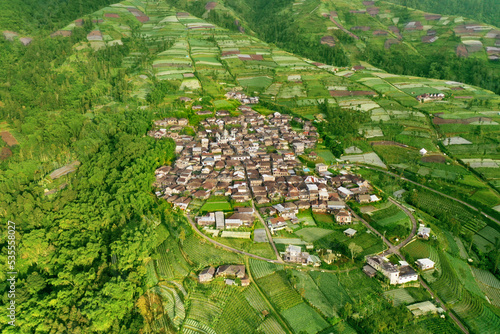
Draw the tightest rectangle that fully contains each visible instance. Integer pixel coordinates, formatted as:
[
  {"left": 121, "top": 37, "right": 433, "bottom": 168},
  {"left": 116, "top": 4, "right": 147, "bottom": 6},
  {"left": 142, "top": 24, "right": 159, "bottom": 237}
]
[{"left": 360, "top": 165, "right": 500, "bottom": 226}]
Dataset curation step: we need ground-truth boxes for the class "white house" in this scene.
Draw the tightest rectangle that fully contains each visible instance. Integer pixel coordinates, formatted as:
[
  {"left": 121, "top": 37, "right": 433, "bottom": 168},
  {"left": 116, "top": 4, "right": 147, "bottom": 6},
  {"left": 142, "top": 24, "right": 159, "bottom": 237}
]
[{"left": 419, "top": 148, "right": 428, "bottom": 156}]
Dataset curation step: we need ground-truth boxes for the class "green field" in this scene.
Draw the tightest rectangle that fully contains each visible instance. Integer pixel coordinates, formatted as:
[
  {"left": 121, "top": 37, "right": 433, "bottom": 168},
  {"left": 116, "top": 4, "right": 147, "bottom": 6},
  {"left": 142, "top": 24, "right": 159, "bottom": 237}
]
[
  {"left": 256, "top": 271, "right": 303, "bottom": 312},
  {"left": 295, "top": 227, "right": 333, "bottom": 242}
]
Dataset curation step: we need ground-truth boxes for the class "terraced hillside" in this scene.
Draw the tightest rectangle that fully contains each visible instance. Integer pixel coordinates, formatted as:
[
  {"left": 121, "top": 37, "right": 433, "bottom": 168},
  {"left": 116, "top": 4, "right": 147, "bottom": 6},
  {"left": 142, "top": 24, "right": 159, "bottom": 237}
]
[{"left": 188, "top": 0, "right": 500, "bottom": 96}]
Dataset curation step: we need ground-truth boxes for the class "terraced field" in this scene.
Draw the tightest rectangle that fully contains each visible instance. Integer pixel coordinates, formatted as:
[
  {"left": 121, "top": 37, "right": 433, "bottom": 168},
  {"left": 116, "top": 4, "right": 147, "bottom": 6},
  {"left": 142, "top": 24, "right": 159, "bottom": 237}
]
[{"left": 256, "top": 272, "right": 303, "bottom": 312}]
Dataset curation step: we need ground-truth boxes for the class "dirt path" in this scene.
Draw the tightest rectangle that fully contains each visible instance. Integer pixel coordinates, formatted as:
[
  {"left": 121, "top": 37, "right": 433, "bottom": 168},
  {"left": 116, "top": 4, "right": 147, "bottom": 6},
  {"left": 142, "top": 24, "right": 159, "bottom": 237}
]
[
  {"left": 329, "top": 16, "right": 359, "bottom": 40},
  {"left": 252, "top": 201, "right": 284, "bottom": 262}
]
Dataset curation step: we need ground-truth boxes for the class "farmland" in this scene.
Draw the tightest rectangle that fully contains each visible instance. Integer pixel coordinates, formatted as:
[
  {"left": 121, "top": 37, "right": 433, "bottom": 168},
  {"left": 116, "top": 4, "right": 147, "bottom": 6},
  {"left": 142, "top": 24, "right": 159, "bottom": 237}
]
[
  {"left": 256, "top": 271, "right": 303, "bottom": 312},
  {"left": 3, "top": 0, "right": 500, "bottom": 333},
  {"left": 199, "top": 196, "right": 232, "bottom": 212}
]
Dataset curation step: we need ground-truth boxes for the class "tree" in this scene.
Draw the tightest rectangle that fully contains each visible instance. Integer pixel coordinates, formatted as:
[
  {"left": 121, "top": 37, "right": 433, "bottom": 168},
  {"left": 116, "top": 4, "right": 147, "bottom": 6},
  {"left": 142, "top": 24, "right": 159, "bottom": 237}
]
[{"left": 348, "top": 242, "right": 362, "bottom": 261}]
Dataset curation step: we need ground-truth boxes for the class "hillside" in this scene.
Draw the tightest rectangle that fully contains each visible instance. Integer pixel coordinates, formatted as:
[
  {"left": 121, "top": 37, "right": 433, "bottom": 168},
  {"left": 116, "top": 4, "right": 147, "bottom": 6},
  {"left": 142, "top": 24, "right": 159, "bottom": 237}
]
[{"left": 1, "top": 0, "right": 500, "bottom": 333}]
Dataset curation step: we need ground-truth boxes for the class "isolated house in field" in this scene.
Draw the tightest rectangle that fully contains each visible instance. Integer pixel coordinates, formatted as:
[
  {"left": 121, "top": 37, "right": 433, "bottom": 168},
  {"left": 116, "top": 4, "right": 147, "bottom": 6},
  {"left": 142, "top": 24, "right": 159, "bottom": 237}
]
[
  {"left": 416, "top": 258, "right": 435, "bottom": 270},
  {"left": 199, "top": 267, "right": 215, "bottom": 283},
  {"left": 417, "top": 226, "right": 431, "bottom": 239},
  {"left": 216, "top": 265, "right": 246, "bottom": 278},
  {"left": 419, "top": 148, "right": 428, "bottom": 156},
  {"left": 367, "top": 255, "right": 418, "bottom": 285},
  {"left": 343, "top": 228, "right": 357, "bottom": 237},
  {"left": 398, "top": 265, "right": 418, "bottom": 284},
  {"left": 367, "top": 255, "right": 399, "bottom": 285}
]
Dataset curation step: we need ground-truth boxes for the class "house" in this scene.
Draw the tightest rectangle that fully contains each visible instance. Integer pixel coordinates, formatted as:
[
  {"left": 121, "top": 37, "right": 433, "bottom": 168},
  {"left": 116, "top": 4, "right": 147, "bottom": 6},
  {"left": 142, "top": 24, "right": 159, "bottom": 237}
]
[
  {"left": 416, "top": 258, "right": 435, "bottom": 270},
  {"left": 241, "top": 277, "right": 250, "bottom": 286},
  {"left": 336, "top": 209, "right": 352, "bottom": 224},
  {"left": 321, "top": 250, "right": 338, "bottom": 264},
  {"left": 417, "top": 226, "right": 431, "bottom": 239},
  {"left": 357, "top": 194, "right": 371, "bottom": 204},
  {"left": 216, "top": 265, "right": 246, "bottom": 278},
  {"left": 367, "top": 255, "right": 419, "bottom": 285},
  {"left": 268, "top": 217, "right": 287, "bottom": 233},
  {"left": 196, "top": 212, "right": 216, "bottom": 226},
  {"left": 225, "top": 218, "right": 243, "bottom": 228},
  {"left": 419, "top": 148, "right": 428, "bottom": 156},
  {"left": 315, "top": 163, "right": 328, "bottom": 173},
  {"left": 328, "top": 200, "right": 346, "bottom": 210},
  {"left": 199, "top": 267, "right": 216, "bottom": 283},
  {"left": 367, "top": 255, "right": 400, "bottom": 285},
  {"left": 338, "top": 187, "right": 354, "bottom": 199},
  {"left": 343, "top": 228, "right": 357, "bottom": 237},
  {"left": 307, "top": 255, "right": 322, "bottom": 267},
  {"left": 282, "top": 245, "right": 309, "bottom": 265},
  {"left": 398, "top": 265, "right": 418, "bottom": 284}
]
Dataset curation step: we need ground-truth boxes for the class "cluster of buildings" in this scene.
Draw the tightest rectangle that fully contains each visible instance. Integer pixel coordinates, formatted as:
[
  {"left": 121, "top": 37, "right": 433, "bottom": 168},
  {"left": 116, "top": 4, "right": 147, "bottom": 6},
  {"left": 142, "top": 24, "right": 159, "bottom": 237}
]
[
  {"left": 282, "top": 245, "right": 321, "bottom": 266},
  {"left": 364, "top": 255, "right": 435, "bottom": 285},
  {"left": 198, "top": 264, "right": 249, "bottom": 286},
  {"left": 224, "top": 91, "right": 259, "bottom": 104},
  {"left": 364, "top": 255, "right": 419, "bottom": 285}
]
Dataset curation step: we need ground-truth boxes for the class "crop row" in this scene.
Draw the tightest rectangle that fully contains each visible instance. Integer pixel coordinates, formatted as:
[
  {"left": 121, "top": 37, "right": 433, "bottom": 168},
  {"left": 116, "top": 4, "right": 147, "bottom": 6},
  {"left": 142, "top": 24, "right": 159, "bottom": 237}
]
[{"left": 182, "top": 319, "right": 217, "bottom": 334}]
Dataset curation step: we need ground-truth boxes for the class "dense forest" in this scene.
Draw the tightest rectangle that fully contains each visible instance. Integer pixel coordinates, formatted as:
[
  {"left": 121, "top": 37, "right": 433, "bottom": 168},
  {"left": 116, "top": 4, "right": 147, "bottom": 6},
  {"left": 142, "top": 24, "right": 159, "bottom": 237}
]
[
  {"left": 0, "top": 12, "right": 177, "bottom": 330},
  {"left": 389, "top": 0, "right": 500, "bottom": 28}
]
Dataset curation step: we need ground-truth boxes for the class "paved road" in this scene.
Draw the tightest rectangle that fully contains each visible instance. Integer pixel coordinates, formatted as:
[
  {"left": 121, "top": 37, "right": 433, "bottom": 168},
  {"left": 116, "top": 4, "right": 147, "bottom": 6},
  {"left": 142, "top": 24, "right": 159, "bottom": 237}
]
[
  {"left": 352, "top": 197, "right": 469, "bottom": 333},
  {"left": 360, "top": 165, "right": 500, "bottom": 226},
  {"left": 252, "top": 201, "right": 284, "bottom": 262},
  {"left": 186, "top": 214, "right": 279, "bottom": 262},
  {"left": 389, "top": 198, "right": 418, "bottom": 250},
  {"left": 186, "top": 214, "right": 358, "bottom": 274}
]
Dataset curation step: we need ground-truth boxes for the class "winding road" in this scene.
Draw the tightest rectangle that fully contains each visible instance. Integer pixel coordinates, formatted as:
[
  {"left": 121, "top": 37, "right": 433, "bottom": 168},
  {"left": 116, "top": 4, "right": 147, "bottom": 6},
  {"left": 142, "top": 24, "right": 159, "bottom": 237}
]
[
  {"left": 186, "top": 213, "right": 357, "bottom": 274},
  {"left": 351, "top": 197, "right": 469, "bottom": 333}
]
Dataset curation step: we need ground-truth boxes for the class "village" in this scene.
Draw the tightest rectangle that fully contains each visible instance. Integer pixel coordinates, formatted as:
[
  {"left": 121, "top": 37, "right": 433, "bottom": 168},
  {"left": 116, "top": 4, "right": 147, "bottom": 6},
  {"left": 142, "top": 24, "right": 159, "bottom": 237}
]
[{"left": 150, "top": 102, "right": 435, "bottom": 288}]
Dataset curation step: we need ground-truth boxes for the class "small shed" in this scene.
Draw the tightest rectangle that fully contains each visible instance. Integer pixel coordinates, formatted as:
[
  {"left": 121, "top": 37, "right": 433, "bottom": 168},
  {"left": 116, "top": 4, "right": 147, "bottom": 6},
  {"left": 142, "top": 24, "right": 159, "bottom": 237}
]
[
  {"left": 344, "top": 228, "right": 357, "bottom": 237},
  {"left": 419, "top": 148, "right": 428, "bottom": 156}
]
